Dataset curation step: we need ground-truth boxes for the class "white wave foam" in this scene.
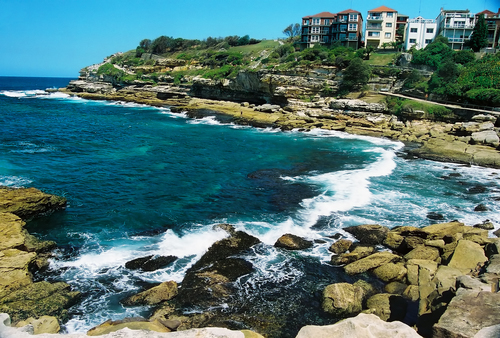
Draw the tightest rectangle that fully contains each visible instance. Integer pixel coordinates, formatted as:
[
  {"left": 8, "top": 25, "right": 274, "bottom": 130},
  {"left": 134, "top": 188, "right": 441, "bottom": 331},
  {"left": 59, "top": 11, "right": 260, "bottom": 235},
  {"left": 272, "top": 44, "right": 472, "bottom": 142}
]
[
  {"left": 187, "top": 116, "right": 223, "bottom": 125},
  {"left": 0, "top": 175, "right": 32, "bottom": 187}
]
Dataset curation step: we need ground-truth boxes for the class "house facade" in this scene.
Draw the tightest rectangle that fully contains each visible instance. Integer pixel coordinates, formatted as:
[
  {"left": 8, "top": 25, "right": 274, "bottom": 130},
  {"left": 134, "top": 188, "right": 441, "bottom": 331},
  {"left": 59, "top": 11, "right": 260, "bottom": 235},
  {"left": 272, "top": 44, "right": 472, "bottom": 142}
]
[
  {"left": 405, "top": 16, "right": 438, "bottom": 50},
  {"left": 365, "top": 6, "right": 398, "bottom": 48},
  {"left": 476, "top": 9, "right": 500, "bottom": 49},
  {"left": 396, "top": 14, "right": 409, "bottom": 44},
  {"left": 300, "top": 9, "right": 363, "bottom": 49},
  {"left": 436, "top": 8, "right": 476, "bottom": 50}
]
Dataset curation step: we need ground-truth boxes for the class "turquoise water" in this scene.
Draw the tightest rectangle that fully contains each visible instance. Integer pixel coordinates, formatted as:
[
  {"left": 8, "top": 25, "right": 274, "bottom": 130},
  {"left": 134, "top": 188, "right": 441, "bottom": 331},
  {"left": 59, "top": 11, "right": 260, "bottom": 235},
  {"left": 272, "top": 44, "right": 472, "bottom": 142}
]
[{"left": 1, "top": 77, "right": 499, "bottom": 334}]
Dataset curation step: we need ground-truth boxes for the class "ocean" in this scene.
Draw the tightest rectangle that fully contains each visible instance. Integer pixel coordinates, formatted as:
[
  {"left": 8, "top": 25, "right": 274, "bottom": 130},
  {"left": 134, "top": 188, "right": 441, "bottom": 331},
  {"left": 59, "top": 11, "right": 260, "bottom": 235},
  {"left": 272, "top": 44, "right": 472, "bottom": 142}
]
[{"left": 1, "top": 76, "right": 499, "bottom": 335}]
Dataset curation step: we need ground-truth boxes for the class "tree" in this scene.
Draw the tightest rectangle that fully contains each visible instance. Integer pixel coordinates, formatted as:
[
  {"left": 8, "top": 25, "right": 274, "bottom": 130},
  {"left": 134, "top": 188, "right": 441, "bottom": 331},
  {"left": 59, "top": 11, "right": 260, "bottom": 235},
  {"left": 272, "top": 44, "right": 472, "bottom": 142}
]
[
  {"left": 139, "top": 39, "right": 152, "bottom": 51},
  {"left": 283, "top": 23, "right": 301, "bottom": 40},
  {"left": 470, "top": 14, "right": 488, "bottom": 52},
  {"left": 341, "top": 57, "right": 372, "bottom": 91},
  {"left": 151, "top": 36, "right": 170, "bottom": 54}
]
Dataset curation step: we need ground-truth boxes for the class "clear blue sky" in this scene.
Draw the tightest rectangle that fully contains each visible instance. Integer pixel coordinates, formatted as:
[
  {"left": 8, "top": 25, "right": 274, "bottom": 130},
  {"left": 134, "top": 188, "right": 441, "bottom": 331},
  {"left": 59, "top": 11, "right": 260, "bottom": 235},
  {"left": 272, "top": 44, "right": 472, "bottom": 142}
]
[{"left": 0, "top": 0, "right": 496, "bottom": 78}]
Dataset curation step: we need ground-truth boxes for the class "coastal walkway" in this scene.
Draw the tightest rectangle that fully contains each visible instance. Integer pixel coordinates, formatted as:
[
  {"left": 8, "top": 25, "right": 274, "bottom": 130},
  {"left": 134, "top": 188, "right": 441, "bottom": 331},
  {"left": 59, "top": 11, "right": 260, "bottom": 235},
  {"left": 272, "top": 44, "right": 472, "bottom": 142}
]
[{"left": 379, "top": 92, "right": 500, "bottom": 117}]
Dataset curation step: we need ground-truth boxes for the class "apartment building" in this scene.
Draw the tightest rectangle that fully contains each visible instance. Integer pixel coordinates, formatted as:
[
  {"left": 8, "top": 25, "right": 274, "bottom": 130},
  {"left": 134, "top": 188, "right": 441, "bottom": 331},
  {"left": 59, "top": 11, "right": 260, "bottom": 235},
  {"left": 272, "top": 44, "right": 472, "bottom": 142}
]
[
  {"left": 405, "top": 16, "right": 438, "bottom": 50},
  {"left": 436, "top": 8, "right": 476, "bottom": 50},
  {"left": 476, "top": 9, "right": 500, "bottom": 49},
  {"left": 300, "top": 9, "right": 363, "bottom": 49},
  {"left": 365, "top": 6, "right": 398, "bottom": 48},
  {"left": 396, "top": 14, "right": 409, "bottom": 43}
]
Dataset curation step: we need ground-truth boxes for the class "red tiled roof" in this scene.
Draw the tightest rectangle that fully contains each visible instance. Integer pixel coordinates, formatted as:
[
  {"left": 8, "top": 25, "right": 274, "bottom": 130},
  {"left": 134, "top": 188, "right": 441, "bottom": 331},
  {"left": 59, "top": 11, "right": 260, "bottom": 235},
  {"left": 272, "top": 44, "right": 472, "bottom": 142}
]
[
  {"left": 368, "top": 5, "right": 397, "bottom": 13},
  {"left": 338, "top": 9, "right": 361, "bottom": 14},
  {"left": 303, "top": 11, "right": 337, "bottom": 19},
  {"left": 477, "top": 9, "right": 496, "bottom": 17}
]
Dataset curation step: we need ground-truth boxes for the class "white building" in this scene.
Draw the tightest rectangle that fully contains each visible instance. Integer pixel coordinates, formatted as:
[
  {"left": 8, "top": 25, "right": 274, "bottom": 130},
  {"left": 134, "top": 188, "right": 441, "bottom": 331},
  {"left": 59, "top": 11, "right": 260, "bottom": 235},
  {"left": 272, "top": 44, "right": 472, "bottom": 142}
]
[
  {"left": 365, "top": 6, "right": 398, "bottom": 48},
  {"left": 436, "top": 8, "right": 476, "bottom": 50},
  {"left": 405, "top": 17, "right": 438, "bottom": 50}
]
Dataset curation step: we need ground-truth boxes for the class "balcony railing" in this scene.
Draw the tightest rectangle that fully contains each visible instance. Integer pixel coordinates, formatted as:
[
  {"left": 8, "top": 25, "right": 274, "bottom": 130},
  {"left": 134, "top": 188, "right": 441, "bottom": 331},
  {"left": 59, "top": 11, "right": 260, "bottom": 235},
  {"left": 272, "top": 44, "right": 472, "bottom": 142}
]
[
  {"left": 448, "top": 37, "right": 465, "bottom": 43},
  {"left": 367, "top": 15, "right": 383, "bottom": 21},
  {"left": 366, "top": 25, "right": 382, "bottom": 30},
  {"left": 444, "top": 24, "right": 473, "bottom": 29},
  {"left": 488, "top": 23, "right": 497, "bottom": 29}
]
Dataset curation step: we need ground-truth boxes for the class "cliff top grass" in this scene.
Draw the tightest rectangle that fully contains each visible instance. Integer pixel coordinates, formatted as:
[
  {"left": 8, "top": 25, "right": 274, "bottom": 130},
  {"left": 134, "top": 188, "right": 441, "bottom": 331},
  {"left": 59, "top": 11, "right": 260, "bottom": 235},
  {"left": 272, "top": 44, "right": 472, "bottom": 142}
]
[{"left": 364, "top": 52, "right": 399, "bottom": 66}]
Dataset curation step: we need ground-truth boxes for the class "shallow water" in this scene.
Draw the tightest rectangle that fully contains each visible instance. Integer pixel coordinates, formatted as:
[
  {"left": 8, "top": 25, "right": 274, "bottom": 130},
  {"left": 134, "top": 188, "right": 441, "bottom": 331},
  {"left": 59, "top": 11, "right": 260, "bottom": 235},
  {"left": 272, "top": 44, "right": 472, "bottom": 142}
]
[{"left": 1, "top": 76, "right": 499, "bottom": 334}]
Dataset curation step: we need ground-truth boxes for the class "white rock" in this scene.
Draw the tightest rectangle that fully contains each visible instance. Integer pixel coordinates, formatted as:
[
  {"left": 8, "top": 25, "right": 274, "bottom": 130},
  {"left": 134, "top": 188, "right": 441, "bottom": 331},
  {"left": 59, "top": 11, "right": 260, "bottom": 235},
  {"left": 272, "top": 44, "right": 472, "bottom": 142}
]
[{"left": 296, "top": 313, "right": 422, "bottom": 338}]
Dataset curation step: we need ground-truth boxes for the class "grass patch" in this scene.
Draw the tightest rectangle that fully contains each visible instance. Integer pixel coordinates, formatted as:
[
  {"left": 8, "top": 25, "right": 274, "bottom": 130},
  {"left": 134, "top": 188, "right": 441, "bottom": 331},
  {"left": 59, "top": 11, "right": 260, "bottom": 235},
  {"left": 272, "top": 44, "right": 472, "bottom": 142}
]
[
  {"left": 229, "top": 40, "right": 281, "bottom": 54},
  {"left": 364, "top": 52, "right": 398, "bottom": 66}
]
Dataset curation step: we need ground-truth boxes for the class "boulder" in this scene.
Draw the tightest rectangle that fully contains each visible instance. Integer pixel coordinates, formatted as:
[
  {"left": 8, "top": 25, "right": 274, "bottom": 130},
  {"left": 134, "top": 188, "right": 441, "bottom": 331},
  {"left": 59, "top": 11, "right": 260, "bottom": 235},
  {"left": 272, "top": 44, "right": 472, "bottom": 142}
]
[
  {"left": 385, "top": 282, "right": 408, "bottom": 295},
  {"left": 373, "top": 262, "right": 407, "bottom": 282},
  {"left": 344, "top": 224, "right": 389, "bottom": 245},
  {"left": 125, "top": 255, "right": 177, "bottom": 272},
  {"left": 0, "top": 187, "right": 66, "bottom": 220},
  {"left": 0, "top": 213, "right": 26, "bottom": 251},
  {"left": 403, "top": 246, "right": 440, "bottom": 262},
  {"left": 432, "top": 266, "right": 463, "bottom": 295},
  {"left": 423, "top": 221, "right": 465, "bottom": 240},
  {"left": 365, "top": 293, "right": 408, "bottom": 322},
  {"left": 331, "top": 245, "right": 375, "bottom": 265},
  {"left": 121, "top": 281, "right": 178, "bottom": 306},
  {"left": 15, "top": 316, "right": 60, "bottom": 334},
  {"left": 474, "top": 220, "right": 494, "bottom": 230},
  {"left": 471, "top": 130, "right": 500, "bottom": 147},
  {"left": 296, "top": 313, "right": 422, "bottom": 338},
  {"left": 344, "top": 252, "right": 401, "bottom": 275},
  {"left": 448, "top": 240, "right": 488, "bottom": 274},
  {"left": 322, "top": 283, "right": 364, "bottom": 317},
  {"left": 275, "top": 234, "right": 313, "bottom": 250},
  {"left": 433, "top": 289, "right": 500, "bottom": 338},
  {"left": 329, "top": 239, "right": 352, "bottom": 254}
]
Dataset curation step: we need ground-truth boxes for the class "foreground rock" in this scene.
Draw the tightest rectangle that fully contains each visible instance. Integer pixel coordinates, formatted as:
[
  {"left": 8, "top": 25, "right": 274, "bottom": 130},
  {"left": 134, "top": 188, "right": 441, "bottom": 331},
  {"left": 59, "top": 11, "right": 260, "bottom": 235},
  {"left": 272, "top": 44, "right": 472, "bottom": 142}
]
[
  {"left": 296, "top": 313, "right": 422, "bottom": 338},
  {"left": 0, "top": 188, "right": 78, "bottom": 325},
  {"left": 0, "top": 313, "right": 265, "bottom": 338}
]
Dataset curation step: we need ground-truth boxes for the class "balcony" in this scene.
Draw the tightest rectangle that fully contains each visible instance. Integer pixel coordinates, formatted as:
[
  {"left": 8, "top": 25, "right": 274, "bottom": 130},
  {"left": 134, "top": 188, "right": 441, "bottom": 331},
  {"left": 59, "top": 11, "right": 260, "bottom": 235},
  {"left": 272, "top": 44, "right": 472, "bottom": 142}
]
[
  {"left": 367, "top": 15, "right": 383, "bottom": 21},
  {"left": 444, "top": 24, "right": 473, "bottom": 29},
  {"left": 488, "top": 23, "right": 497, "bottom": 29},
  {"left": 366, "top": 25, "right": 382, "bottom": 30},
  {"left": 448, "top": 37, "right": 465, "bottom": 43}
]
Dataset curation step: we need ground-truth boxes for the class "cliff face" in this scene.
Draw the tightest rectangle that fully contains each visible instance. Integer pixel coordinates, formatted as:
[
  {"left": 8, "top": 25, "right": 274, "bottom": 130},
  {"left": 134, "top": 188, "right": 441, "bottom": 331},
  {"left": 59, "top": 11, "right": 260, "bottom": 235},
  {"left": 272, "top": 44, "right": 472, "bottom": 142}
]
[{"left": 68, "top": 63, "right": 405, "bottom": 105}]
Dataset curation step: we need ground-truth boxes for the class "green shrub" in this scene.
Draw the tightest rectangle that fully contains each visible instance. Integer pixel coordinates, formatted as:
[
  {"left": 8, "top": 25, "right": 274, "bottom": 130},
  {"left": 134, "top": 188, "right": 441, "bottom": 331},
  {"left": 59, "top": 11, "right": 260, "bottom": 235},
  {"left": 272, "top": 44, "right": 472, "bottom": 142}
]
[
  {"left": 96, "top": 63, "right": 124, "bottom": 78},
  {"left": 465, "top": 88, "right": 500, "bottom": 105}
]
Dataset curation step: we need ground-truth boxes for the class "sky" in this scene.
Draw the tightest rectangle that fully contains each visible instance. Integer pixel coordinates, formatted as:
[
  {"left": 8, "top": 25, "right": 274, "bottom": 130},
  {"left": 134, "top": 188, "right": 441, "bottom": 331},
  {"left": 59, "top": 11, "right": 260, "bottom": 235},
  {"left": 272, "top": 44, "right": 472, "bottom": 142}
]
[{"left": 0, "top": 0, "right": 497, "bottom": 78}]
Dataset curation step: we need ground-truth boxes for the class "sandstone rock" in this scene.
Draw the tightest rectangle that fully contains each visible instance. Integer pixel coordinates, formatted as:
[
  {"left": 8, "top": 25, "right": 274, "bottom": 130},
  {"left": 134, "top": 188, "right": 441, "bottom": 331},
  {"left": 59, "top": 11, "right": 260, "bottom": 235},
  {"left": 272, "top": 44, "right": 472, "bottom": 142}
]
[
  {"left": 344, "top": 252, "right": 401, "bottom": 275},
  {"left": 365, "top": 293, "right": 408, "bottom": 322},
  {"left": 373, "top": 262, "right": 407, "bottom": 282},
  {"left": 474, "top": 220, "right": 494, "bottom": 230},
  {"left": 322, "top": 283, "right": 364, "bottom": 317},
  {"left": 403, "top": 285, "right": 420, "bottom": 302},
  {"left": 0, "top": 281, "right": 80, "bottom": 323},
  {"left": 0, "top": 187, "right": 66, "bottom": 220},
  {"left": 125, "top": 255, "right": 177, "bottom": 272},
  {"left": 432, "top": 266, "right": 463, "bottom": 295},
  {"left": 456, "top": 275, "right": 491, "bottom": 292},
  {"left": 87, "top": 317, "right": 170, "bottom": 336},
  {"left": 16, "top": 316, "right": 60, "bottom": 334},
  {"left": 403, "top": 246, "right": 440, "bottom": 262},
  {"left": 344, "top": 224, "right": 388, "bottom": 245},
  {"left": 121, "top": 281, "right": 178, "bottom": 306},
  {"left": 385, "top": 282, "right": 408, "bottom": 295},
  {"left": 329, "top": 239, "right": 352, "bottom": 254},
  {"left": 275, "top": 233, "right": 313, "bottom": 250},
  {"left": 474, "top": 324, "right": 500, "bottom": 338},
  {"left": 423, "top": 221, "right": 465, "bottom": 240},
  {"left": 296, "top": 313, "right": 422, "bottom": 338},
  {"left": 471, "top": 130, "right": 500, "bottom": 147},
  {"left": 0, "top": 213, "right": 26, "bottom": 251},
  {"left": 448, "top": 240, "right": 488, "bottom": 274},
  {"left": 433, "top": 289, "right": 500, "bottom": 338}
]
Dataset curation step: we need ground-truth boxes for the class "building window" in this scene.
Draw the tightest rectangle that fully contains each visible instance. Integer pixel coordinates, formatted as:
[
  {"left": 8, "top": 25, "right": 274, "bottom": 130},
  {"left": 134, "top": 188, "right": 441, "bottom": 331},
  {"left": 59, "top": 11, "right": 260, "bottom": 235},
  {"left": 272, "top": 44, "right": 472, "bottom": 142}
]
[
  {"left": 312, "top": 27, "right": 320, "bottom": 34},
  {"left": 426, "top": 28, "right": 434, "bottom": 33},
  {"left": 410, "top": 38, "right": 417, "bottom": 43},
  {"left": 387, "top": 12, "right": 393, "bottom": 18},
  {"left": 324, "top": 19, "right": 330, "bottom": 25},
  {"left": 311, "top": 35, "right": 319, "bottom": 42},
  {"left": 340, "top": 33, "right": 347, "bottom": 40},
  {"left": 385, "top": 32, "right": 391, "bottom": 38},
  {"left": 348, "top": 33, "right": 357, "bottom": 40},
  {"left": 348, "top": 23, "right": 357, "bottom": 31},
  {"left": 302, "top": 28, "right": 309, "bottom": 35},
  {"left": 323, "top": 36, "right": 329, "bottom": 42},
  {"left": 340, "top": 24, "right": 347, "bottom": 32},
  {"left": 425, "top": 39, "right": 433, "bottom": 44},
  {"left": 339, "top": 15, "right": 347, "bottom": 22},
  {"left": 410, "top": 28, "right": 418, "bottom": 33},
  {"left": 368, "top": 31, "right": 380, "bottom": 37},
  {"left": 303, "top": 19, "right": 309, "bottom": 25},
  {"left": 312, "top": 18, "right": 320, "bottom": 25},
  {"left": 349, "top": 14, "right": 358, "bottom": 21},
  {"left": 386, "top": 22, "right": 392, "bottom": 27},
  {"left": 322, "top": 28, "right": 329, "bottom": 34}
]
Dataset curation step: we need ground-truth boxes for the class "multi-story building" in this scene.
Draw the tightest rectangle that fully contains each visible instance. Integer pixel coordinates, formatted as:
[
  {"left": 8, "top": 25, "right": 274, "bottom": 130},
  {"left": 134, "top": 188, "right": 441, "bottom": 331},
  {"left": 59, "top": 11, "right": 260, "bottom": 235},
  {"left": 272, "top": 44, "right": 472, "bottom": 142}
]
[
  {"left": 476, "top": 9, "right": 500, "bottom": 49},
  {"left": 405, "top": 16, "right": 438, "bottom": 50},
  {"left": 436, "top": 8, "right": 476, "bottom": 50},
  {"left": 365, "top": 6, "right": 398, "bottom": 48},
  {"left": 396, "top": 14, "right": 409, "bottom": 44},
  {"left": 300, "top": 9, "right": 363, "bottom": 49}
]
